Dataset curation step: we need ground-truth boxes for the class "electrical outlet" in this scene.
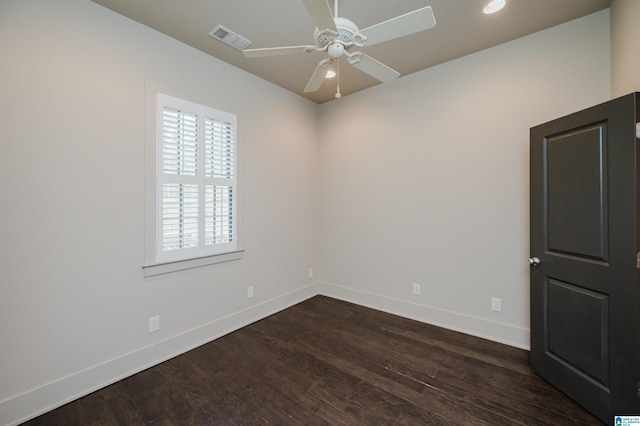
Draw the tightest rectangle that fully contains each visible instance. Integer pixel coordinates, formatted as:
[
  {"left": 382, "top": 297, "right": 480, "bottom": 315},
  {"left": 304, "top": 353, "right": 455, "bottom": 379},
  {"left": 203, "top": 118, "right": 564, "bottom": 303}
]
[
  {"left": 148, "top": 316, "right": 160, "bottom": 333},
  {"left": 247, "top": 286, "right": 254, "bottom": 298},
  {"left": 491, "top": 297, "right": 502, "bottom": 312},
  {"left": 308, "top": 268, "right": 313, "bottom": 279},
  {"left": 412, "top": 283, "right": 421, "bottom": 295}
]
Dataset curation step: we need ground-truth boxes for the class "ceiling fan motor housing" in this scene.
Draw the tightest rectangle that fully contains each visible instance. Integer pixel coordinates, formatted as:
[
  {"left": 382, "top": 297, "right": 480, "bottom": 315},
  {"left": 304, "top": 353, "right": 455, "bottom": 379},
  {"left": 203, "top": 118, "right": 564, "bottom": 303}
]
[{"left": 313, "top": 17, "right": 360, "bottom": 49}]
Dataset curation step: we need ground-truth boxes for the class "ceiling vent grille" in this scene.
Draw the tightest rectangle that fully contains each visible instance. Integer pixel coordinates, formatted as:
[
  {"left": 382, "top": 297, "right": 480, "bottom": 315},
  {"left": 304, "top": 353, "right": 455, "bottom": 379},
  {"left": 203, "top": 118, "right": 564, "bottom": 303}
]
[{"left": 209, "top": 25, "right": 252, "bottom": 51}]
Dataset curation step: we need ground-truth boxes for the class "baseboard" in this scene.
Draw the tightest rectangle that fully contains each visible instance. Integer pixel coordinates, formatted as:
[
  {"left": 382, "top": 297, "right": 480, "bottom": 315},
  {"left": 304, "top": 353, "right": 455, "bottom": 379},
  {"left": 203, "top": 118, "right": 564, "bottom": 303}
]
[
  {"left": 316, "top": 281, "right": 530, "bottom": 350},
  {"left": 1, "top": 284, "right": 319, "bottom": 426}
]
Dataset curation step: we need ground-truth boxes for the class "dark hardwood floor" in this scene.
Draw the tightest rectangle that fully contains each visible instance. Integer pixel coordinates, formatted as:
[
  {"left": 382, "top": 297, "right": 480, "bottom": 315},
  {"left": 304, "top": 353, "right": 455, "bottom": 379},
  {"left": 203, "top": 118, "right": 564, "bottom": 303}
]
[{"left": 23, "top": 296, "right": 602, "bottom": 425}]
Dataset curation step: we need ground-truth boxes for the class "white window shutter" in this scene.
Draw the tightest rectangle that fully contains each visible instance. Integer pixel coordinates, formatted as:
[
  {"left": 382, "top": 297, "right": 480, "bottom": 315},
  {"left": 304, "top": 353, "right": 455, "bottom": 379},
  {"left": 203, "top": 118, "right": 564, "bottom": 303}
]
[
  {"left": 162, "top": 108, "right": 199, "bottom": 176},
  {"left": 157, "top": 94, "right": 237, "bottom": 263}
]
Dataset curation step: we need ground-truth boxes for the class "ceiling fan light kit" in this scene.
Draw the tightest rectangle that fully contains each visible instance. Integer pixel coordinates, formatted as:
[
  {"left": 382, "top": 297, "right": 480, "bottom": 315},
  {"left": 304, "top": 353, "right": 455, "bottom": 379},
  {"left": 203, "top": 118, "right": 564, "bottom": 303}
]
[{"left": 242, "top": 0, "right": 436, "bottom": 98}]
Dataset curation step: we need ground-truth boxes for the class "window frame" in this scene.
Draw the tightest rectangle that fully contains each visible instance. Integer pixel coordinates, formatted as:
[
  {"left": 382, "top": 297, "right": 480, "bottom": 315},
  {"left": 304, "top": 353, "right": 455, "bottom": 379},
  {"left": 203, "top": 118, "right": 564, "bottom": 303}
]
[{"left": 143, "top": 93, "right": 241, "bottom": 275}]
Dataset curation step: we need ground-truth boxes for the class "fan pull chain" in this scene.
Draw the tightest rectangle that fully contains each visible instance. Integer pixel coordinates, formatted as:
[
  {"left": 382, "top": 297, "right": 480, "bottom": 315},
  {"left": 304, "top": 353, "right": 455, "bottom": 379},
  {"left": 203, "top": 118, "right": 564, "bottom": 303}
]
[{"left": 335, "top": 58, "right": 342, "bottom": 99}]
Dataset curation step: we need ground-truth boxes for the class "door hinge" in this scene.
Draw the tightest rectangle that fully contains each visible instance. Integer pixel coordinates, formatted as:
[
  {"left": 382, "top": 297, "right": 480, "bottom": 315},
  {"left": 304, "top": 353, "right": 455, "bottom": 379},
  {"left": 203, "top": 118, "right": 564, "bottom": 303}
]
[
  {"left": 637, "top": 252, "right": 640, "bottom": 268},
  {"left": 636, "top": 122, "right": 640, "bottom": 139}
]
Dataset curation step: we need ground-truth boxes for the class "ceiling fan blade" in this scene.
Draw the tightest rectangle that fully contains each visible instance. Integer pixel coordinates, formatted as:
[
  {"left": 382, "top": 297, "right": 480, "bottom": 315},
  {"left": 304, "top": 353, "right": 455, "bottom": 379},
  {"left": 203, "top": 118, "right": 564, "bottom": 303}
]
[
  {"left": 302, "top": 0, "right": 337, "bottom": 32},
  {"left": 360, "top": 6, "right": 436, "bottom": 46},
  {"left": 304, "top": 59, "right": 332, "bottom": 93},
  {"left": 348, "top": 52, "right": 400, "bottom": 83},
  {"left": 243, "top": 45, "right": 315, "bottom": 58}
]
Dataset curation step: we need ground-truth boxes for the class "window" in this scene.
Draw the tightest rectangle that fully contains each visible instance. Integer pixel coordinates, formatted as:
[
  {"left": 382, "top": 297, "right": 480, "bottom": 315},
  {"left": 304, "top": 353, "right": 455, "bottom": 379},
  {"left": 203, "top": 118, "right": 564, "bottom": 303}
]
[{"left": 156, "top": 94, "right": 237, "bottom": 263}]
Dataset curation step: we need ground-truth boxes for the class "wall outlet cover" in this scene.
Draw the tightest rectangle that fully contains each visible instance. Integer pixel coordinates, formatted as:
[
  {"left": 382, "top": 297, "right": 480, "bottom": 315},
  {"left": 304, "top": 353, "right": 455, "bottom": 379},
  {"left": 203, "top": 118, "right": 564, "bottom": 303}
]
[
  {"left": 149, "top": 316, "right": 160, "bottom": 333},
  {"left": 412, "top": 283, "right": 421, "bottom": 295},
  {"left": 491, "top": 298, "right": 502, "bottom": 312}
]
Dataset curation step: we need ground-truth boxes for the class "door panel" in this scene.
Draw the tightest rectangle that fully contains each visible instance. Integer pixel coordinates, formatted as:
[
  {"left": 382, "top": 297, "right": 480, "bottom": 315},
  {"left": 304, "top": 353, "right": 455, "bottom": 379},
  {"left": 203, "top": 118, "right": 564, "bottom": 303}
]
[
  {"left": 546, "top": 278, "right": 609, "bottom": 386},
  {"left": 530, "top": 93, "right": 640, "bottom": 422},
  {"left": 546, "top": 123, "right": 608, "bottom": 261}
]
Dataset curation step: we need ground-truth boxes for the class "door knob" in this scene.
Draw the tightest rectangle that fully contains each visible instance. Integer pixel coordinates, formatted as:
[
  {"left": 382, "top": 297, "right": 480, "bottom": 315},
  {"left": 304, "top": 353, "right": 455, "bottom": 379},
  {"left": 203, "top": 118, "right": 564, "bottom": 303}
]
[{"left": 528, "top": 257, "right": 541, "bottom": 267}]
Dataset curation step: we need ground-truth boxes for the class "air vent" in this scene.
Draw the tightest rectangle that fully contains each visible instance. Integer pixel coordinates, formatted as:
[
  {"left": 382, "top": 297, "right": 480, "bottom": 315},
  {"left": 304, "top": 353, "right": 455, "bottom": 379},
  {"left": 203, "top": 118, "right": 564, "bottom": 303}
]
[{"left": 209, "top": 25, "right": 252, "bottom": 51}]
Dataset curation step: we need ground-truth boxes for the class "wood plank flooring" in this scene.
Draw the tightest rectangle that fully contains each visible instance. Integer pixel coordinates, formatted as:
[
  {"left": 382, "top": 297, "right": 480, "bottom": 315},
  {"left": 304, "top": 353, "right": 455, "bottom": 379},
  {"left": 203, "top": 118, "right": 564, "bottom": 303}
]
[{"left": 23, "top": 296, "right": 602, "bottom": 425}]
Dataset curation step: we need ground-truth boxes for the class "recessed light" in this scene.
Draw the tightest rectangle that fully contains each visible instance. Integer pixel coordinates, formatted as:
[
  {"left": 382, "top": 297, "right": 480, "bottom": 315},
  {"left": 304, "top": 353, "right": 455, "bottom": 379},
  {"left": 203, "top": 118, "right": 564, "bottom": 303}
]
[{"left": 483, "top": 0, "right": 506, "bottom": 14}]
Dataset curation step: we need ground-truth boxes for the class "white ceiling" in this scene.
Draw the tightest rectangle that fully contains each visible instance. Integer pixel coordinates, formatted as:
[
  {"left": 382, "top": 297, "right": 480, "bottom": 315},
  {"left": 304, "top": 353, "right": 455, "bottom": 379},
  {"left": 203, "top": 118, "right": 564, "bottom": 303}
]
[{"left": 90, "top": 0, "right": 611, "bottom": 104}]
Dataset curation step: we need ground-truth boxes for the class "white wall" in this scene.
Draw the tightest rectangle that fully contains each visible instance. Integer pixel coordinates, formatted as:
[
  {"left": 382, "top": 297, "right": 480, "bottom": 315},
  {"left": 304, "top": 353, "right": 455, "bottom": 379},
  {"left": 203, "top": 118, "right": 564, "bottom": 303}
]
[
  {"left": 0, "top": 0, "right": 318, "bottom": 424},
  {"left": 611, "top": 0, "right": 640, "bottom": 96},
  {"left": 316, "top": 10, "right": 611, "bottom": 349}
]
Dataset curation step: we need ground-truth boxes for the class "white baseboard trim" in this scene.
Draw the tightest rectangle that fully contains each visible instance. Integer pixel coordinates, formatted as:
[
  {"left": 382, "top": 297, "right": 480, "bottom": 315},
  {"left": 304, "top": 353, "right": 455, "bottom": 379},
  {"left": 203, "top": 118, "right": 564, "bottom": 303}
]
[
  {"left": 1, "top": 284, "right": 318, "bottom": 426},
  {"left": 316, "top": 281, "right": 530, "bottom": 351}
]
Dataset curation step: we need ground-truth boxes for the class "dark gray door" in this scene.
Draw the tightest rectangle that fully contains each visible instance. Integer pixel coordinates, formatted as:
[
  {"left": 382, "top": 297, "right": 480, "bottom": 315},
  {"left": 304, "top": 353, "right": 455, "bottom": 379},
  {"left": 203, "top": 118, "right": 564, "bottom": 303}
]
[{"left": 529, "top": 93, "right": 640, "bottom": 422}]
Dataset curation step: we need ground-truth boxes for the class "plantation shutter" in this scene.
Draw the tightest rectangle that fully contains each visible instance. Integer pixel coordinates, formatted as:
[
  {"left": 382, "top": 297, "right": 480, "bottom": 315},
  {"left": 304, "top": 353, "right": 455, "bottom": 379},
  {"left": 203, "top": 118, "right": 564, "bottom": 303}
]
[
  {"left": 157, "top": 94, "right": 237, "bottom": 263},
  {"left": 204, "top": 117, "right": 235, "bottom": 246}
]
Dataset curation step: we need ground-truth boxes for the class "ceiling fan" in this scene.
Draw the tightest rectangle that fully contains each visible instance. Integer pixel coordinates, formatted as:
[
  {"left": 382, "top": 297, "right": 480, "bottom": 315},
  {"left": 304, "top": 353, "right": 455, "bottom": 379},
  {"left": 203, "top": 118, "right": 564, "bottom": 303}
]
[{"left": 243, "top": 0, "right": 436, "bottom": 98}]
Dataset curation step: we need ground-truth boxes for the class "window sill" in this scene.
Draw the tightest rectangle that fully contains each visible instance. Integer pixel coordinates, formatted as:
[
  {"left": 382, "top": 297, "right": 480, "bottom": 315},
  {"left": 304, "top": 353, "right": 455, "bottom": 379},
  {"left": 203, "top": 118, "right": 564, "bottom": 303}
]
[{"left": 142, "top": 249, "right": 244, "bottom": 277}]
